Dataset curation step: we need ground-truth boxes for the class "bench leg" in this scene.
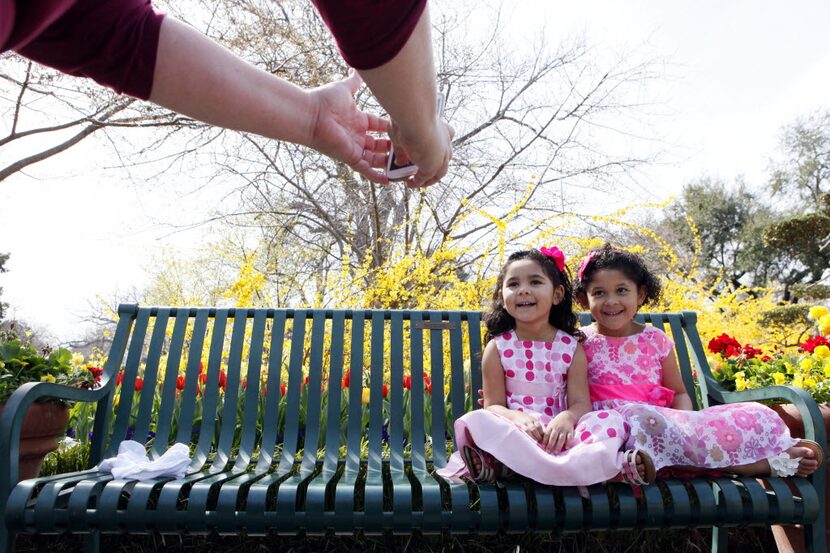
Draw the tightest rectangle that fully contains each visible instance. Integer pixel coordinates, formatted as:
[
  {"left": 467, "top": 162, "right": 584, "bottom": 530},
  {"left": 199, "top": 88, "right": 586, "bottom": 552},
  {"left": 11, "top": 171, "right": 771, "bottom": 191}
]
[
  {"left": 711, "top": 526, "right": 728, "bottom": 552},
  {"left": 83, "top": 532, "right": 100, "bottom": 553}
]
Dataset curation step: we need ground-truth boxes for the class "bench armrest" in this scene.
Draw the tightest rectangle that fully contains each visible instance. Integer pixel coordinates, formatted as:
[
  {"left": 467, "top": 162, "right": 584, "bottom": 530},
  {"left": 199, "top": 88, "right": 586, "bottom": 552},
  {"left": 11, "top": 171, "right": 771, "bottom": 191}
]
[{"left": 0, "top": 380, "right": 115, "bottom": 499}]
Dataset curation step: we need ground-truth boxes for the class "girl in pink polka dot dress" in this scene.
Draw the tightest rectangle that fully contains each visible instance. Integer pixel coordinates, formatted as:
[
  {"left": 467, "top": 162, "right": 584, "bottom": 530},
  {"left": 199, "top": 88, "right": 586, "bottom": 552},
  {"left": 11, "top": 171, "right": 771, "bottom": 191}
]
[
  {"left": 437, "top": 248, "right": 655, "bottom": 486},
  {"left": 575, "top": 244, "right": 823, "bottom": 478}
]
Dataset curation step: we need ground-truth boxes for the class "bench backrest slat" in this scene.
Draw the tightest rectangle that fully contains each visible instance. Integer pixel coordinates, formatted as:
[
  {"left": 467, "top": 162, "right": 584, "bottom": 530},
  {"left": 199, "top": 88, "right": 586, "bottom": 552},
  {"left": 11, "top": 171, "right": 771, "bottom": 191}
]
[
  {"left": 132, "top": 307, "right": 170, "bottom": 447},
  {"left": 109, "top": 307, "right": 151, "bottom": 456},
  {"left": 448, "top": 312, "right": 467, "bottom": 442},
  {"left": 301, "top": 310, "right": 328, "bottom": 474},
  {"left": 235, "top": 309, "right": 268, "bottom": 470},
  {"left": 344, "top": 312, "right": 366, "bottom": 476},
  {"left": 389, "top": 311, "right": 406, "bottom": 473},
  {"left": 408, "top": 311, "right": 428, "bottom": 473},
  {"left": 255, "top": 309, "right": 287, "bottom": 472},
  {"left": 367, "top": 311, "right": 386, "bottom": 476},
  {"left": 667, "top": 313, "right": 700, "bottom": 411},
  {"left": 175, "top": 308, "right": 209, "bottom": 447},
  {"left": 279, "top": 310, "right": 308, "bottom": 474},
  {"left": 468, "top": 311, "right": 484, "bottom": 412},
  {"left": 194, "top": 309, "right": 228, "bottom": 468},
  {"left": 428, "top": 312, "right": 449, "bottom": 468},
  {"left": 152, "top": 308, "right": 190, "bottom": 456}
]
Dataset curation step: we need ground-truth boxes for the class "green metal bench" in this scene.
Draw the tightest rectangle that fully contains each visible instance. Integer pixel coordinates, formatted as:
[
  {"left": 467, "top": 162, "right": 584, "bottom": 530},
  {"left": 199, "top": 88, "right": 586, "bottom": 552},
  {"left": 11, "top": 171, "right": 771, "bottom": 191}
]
[{"left": 1, "top": 305, "right": 826, "bottom": 552}]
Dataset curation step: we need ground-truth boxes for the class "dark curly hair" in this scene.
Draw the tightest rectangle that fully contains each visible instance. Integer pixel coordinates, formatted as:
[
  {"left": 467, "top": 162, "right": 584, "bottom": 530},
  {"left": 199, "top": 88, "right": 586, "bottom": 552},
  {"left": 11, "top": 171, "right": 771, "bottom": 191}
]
[
  {"left": 573, "top": 244, "right": 661, "bottom": 306},
  {"left": 484, "top": 249, "right": 583, "bottom": 343}
]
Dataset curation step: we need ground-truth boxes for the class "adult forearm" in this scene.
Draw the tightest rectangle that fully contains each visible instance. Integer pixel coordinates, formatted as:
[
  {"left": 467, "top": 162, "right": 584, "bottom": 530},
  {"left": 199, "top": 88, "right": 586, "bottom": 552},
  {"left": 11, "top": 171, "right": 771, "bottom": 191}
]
[
  {"left": 149, "top": 17, "right": 314, "bottom": 145},
  {"left": 357, "top": 5, "right": 439, "bottom": 146}
]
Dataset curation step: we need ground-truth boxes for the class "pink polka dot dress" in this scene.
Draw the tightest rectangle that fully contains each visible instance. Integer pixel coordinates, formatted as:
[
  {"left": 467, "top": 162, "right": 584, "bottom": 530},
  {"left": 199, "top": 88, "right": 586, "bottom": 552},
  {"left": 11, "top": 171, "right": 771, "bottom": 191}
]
[
  {"left": 437, "top": 330, "right": 629, "bottom": 486},
  {"left": 583, "top": 325, "right": 798, "bottom": 471}
]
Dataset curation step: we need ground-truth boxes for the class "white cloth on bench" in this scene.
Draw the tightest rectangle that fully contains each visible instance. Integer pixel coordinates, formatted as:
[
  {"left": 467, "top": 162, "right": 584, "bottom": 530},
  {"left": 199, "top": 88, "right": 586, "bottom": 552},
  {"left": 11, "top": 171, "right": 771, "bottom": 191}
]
[{"left": 97, "top": 440, "right": 190, "bottom": 480}]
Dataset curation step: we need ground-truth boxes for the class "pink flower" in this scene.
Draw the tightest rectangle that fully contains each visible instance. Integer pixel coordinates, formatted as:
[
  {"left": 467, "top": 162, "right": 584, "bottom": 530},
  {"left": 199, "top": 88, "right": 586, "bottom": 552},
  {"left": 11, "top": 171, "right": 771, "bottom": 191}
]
[
  {"left": 539, "top": 246, "right": 566, "bottom": 271},
  {"left": 708, "top": 419, "right": 743, "bottom": 452},
  {"left": 732, "top": 410, "right": 762, "bottom": 433}
]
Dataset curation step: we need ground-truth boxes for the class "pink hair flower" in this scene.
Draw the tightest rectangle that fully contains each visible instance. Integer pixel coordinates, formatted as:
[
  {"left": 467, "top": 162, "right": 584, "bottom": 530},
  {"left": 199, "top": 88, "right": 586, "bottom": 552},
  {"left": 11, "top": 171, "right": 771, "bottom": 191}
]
[
  {"left": 577, "top": 252, "right": 597, "bottom": 281},
  {"left": 539, "top": 246, "right": 566, "bottom": 271}
]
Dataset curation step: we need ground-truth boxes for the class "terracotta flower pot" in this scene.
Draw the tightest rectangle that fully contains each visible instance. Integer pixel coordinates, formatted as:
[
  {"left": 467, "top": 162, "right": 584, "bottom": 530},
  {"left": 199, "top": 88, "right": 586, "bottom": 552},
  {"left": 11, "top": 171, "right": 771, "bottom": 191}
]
[
  {"left": 0, "top": 400, "right": 70, "bottom": 480},
  {"left": 770, "top": 403, "right": 830, "bottom": 553}
]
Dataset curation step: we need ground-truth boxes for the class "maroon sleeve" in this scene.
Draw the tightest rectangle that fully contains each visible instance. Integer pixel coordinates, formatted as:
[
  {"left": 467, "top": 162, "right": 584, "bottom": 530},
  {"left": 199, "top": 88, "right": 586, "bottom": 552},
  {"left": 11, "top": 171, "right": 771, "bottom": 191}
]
[
  {"left": 311, "top": 0, "right": 427, "bottom": 70},
  {"left": 16, "top": 0, "right": 165, "bottom": 100}
]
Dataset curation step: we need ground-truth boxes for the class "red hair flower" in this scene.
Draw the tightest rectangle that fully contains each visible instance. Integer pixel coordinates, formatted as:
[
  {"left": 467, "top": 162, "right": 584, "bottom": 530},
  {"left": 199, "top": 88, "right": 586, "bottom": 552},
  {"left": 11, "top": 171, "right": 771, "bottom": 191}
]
[{"left": 539, "top": 246, "right": 566, "bottom": 271}]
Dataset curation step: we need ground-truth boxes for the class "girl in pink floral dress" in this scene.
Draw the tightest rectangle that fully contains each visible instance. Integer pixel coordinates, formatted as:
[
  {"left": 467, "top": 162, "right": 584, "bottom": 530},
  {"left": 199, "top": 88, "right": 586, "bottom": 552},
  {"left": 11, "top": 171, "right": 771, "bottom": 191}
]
[
  {"left": 438, "top": 248, "right": 655, "bottom": 486},
  {"left": 574, "top": 244, "right": 823, "bottom": 477}
]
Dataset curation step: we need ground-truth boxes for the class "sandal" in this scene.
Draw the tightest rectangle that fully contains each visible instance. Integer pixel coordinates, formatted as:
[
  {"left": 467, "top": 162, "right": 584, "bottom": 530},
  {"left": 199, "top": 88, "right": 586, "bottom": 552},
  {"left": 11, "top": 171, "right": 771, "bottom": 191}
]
[
  {"left": 462, "top": 445, "right": 511, "bottom": 483},
  {"left": 609, "top": 449, "right": 657, "bottom": 485},
  {"left": 769, "top": 439, "right": 825, "bottom": 477}
]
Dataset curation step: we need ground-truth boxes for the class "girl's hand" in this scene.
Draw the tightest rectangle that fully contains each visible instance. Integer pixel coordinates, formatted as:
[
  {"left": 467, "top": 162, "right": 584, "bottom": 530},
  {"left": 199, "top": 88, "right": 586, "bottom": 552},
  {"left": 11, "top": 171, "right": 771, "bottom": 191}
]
[
  {"left": 512, "top": 412, "right": 545, "bottom": 442},
  {"left": 543, "top": 415, "right": 576, "bottom": 454}
]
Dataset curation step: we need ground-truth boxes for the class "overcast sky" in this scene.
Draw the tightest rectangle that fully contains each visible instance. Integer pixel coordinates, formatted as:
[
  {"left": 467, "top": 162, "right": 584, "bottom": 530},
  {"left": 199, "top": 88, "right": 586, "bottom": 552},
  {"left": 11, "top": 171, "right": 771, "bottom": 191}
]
[{"left": 2, "top": 0, "right": 829, "bottom": 342}]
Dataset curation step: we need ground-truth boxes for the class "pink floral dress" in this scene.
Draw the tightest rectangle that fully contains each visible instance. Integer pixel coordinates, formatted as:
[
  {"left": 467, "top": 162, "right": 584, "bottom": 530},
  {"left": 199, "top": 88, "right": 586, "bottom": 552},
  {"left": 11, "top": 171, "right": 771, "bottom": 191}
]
[
  {"left": 437, "top": 330, "right": 628, "bottom": 486},
  {"left": 583, "top": 325, "right": 797, "bottom": 470}
]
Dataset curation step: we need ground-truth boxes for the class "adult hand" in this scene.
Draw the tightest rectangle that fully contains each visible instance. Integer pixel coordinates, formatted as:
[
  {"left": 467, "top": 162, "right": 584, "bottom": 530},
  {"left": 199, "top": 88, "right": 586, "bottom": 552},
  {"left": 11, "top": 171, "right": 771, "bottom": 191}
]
[
  {"left": 388, "top": 117, "right": 454, "bottom": 188},
  {"left": 308, "top": 71, "right": 392, "bottom": 184}
]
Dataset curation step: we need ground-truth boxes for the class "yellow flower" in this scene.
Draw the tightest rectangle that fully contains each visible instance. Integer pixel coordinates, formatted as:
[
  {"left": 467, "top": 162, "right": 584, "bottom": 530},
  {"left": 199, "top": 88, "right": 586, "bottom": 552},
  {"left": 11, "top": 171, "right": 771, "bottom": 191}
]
[
  {"left": 361, "top": 388, "right": 371, "bottom": 404},
  {"left": 793, "top": 375, "right": 804, "bottom": 388},
  {"left": 824, "top": 364, "right": 830, "bottom": 378},
  {"left": 814, "top": 345, "right": 830, "bottom": 360},
  {"left": 809, "top": 306, "right": 829, "bottom": 320},
  {"left": 820, "top": 314, "right": 830, "bottom": 336},
  {"left": 785, "top": 362, "right": 796, "bottom": 375},
  {"left": 71, "top": 352, "right": 85, "bottom": 367},
  {"left": 773, "top": 372, "right": 786, "bottom": 385},
  {"left": 800, "top": 358, "right": 814, "bottom": 372},
  {"left": 805, "top": 377, "right": 818, "bottom": 388},
  {"left": 735, "top": 378, "right": 747, "bottom": 391},
  {"left": 40, "top": 374, "right": 56, "bottom": 383}
]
